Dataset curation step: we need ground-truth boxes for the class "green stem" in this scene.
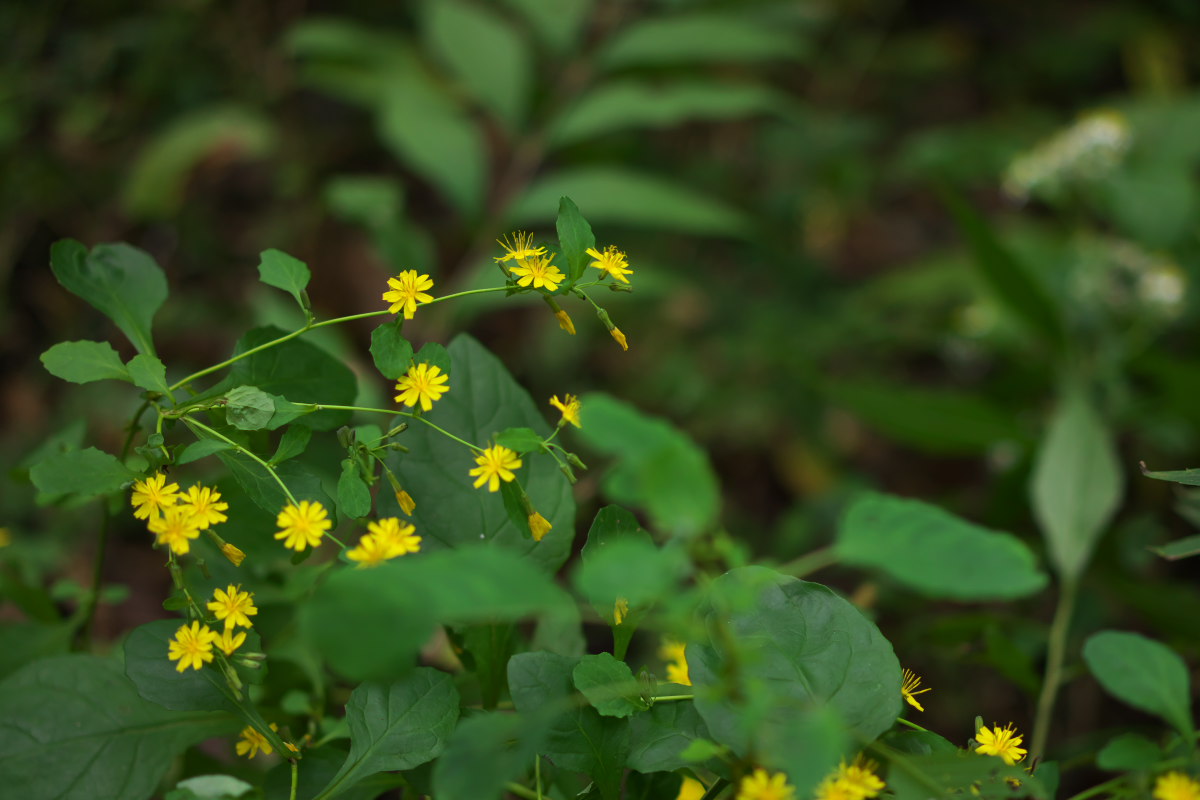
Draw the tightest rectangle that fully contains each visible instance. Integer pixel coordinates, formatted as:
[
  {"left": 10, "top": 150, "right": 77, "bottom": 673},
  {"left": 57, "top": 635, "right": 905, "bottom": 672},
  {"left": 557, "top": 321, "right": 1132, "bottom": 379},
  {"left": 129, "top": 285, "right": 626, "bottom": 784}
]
[
  {"left": 895, "top": 717, "right": 930, "bottom": 732},
  {"left": 652, "top": 694, "right": 694, "bottom": 702},
  {"left": 422, "top": 285, "right": 512, "bottom": 307},
  {"left": 1063, "top": 776, "right": 1125, "bottom": 800},
  {"left": 311, "top": 405, "right": 483, "bottom": 452},
  {"left": 535, "top": 755, "right": 543, "bottom": 800},
  {"left": 76, "top": 508, "right": 111, "bottom": 649},
  {"left": 505, "top": 782, "right": 545, "bottom": 800},
  {"left": 1031, "top": 577, "right": 1078, "bottom": 762},
  {"left": 778, "top": 546, "right": 838, "bottom": 578},
  {"left": 289, "top": 760, "right": 299, "bottom": 800},
  {"left": 699, "top": 777, "right": 730, "bottom": 800},
  {"left": 182, "top": 417, "right": 298, "bottom": 506}
]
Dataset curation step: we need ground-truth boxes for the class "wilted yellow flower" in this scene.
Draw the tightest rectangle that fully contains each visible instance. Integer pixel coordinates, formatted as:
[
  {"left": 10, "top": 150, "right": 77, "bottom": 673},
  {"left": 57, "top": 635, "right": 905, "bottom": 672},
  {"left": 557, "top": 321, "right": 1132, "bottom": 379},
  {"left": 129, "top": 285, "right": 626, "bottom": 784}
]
[
  {"left": 495, "top": 231, "right": 545, "bottom": 265},
  {"left": 394, "top": 363, "right": 450, "bottom": 411},
  {"left": 131, "top": 473, "right": 180, "bottom": 520},
  {"left": 901, "top": 668, "right": 931, "bottom": 712},
  {"left": 736, "top": 768, "right": 794, "bottom": 800},
  {"left": 274, "top": 500, "right": 331, "bottom": 552},
  {"left": 207, "top": 584, "right": 258, "bottom": 630},
  {"left": 528, "top": 512, "right": 552, "bottom": 542},
  {"left": 219, "top": 541, "right": 246, "bottom": 566},
  {"left": 178, "top": 485, "right": 229, "bottom": 529},
  {"left": 613, "top": 597, "right": 629, "bottom": 626},
  {"left": 554, "top": 308, "right": 576, "bottom": 335},
  {"left": 587, "top": 245, "right": 634, "bottom": 284},
  {"left": 550, "top": 394, "right": 582, "bottom": 428},
  {"left": 148, "top": 507, "right": 202, "bottom": 555},
  {"left": 382, "top": 270, "right": 435, "bottom": 319},
  {"left": 609, "top": 326, "right": 628, "bottom": 351},
  {"left": 167, "top": 621, "right": 217, "bottom": 672},
  {"left": 470, "top": 445, "right": 523, "bottom": 492},
  {"left": 395, "top": 489, "right": 416, "bottom": 515},
  {"left": 975, "top": 723, "right": 1027, "bottom": 765}
]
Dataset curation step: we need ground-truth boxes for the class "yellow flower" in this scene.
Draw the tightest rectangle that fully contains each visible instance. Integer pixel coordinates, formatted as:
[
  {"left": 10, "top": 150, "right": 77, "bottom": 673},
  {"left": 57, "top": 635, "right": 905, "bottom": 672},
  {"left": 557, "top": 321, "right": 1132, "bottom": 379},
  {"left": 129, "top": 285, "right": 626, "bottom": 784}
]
[
  {"left": 528, "top": 512, "right": 552, "bottom": 542},
  {"left": 613, "top": 597, "right": 629, "bottom": 626},
  {"left": 554, "top": 308, "right": 576, "bottom": 335},
  {"left": 178, "top": 485, "right": 229, "bottom": 529},
  {"left": 216, "top": 628, "right": 247, "bottom": 656},
  {"left": 586, "top": 245, "right": 633, "bottom": 284},
  {"left": 346, "top": 532, "right": 399, "bottom": 568},
  {"left": 495, "top": 231, "right": 545, "bottom": 264},
  {"left": 660, "top": 639, "right": 690, "bottom": 686},
  {"left": 610, "top": 326, "right": 628, "bottom": 351},
  {"left": 901, "top": 668, "right": 931, "bottom": 712},
  {"left": 219, "top": 541, "right": 246, "bottom": 566},
  {"left": 813, "top": 757, "right": 885, "bottom": 800},
  {"left": 470, "top": 445, "right": 523, "bottom": 492},
  {"left": 347, "top": 518, "right": 421, "bottom": 567},
  {"left": 510, "top": 253, "right": 566, "bottom": 292},
  {"left": 207, "top": 584, "right": 258, "bottom": 630},
  {"left": 382, "top": 270, "right": 435, "bottom": 319},
  {"left": 131, "top": 472, "right": 180, "bottom": 520},
  {"left": 275, "top": 500, "right": 331, "bottom": 552},
  {"left": 394, "top": 363, "right": 450, "bottom": 411},
  {"left": 550, "top": 394, "right": 582, "bottom": 428},
  {"left": 975, "top": 723, "right": 1027, "bottom": 765},
  {"left": 236, "top": 724, "right": 275, "bottom": 759},
  {"left": 677, "top": 777, "right": 706, "bottom": 800},
  {"left": 167, "top": 621, "right": 217, "bottom": 672},
  {"left": 736, "top": 768, "right": 794, "bottom": 800},
  {"left": 1155, "top": 771, "right": 1200, "bottom": 800},
  {"left": 395, "top": 489, "right": 416, "bottom": 515},
  {"left": 148, "top": 506, "right": 202, "bottom": 555}
]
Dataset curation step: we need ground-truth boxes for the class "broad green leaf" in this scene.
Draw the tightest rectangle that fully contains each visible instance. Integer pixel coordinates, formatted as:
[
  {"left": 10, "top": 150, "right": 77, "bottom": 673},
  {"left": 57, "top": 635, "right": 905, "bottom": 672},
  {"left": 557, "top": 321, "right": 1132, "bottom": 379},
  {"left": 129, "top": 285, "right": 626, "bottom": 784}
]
[
  {"left": 512, "top": 168, "right": 747, "bottom": 236},
  {"left": 122, "top": 106, "right": 274, "bottom": 220},
  {"left": 432, "top": 712, "right": 541, "bottom": 800},
  {"left": 940, "top": 185, "right": 1062, "bottom": 345},
  {"left": 550, "top": 81, "right": 786, "bottom": 146},
  {"left": 370, "top": 320, "right": 414, "bottom": 380},
  {"left": 415, "top": 341, "right": 452, "bottom": 375},
  {"left": 575, "top": 537, "right": 689, "bottom": 610},
  {"left": 128, "top": 353, "right": 171, "bottom": 395},
  {"left": 271, "top": 425, "right": 313, "bottom": 465},
  {"left": 303, "top": 547, "right": 569, "bottom": 680},
  {"left": 337, "top": 459, "right": 372, "bottom": 519},
  {"left": 217, "top": 451, "right": 337, "bottom": 522},
  {"left": 40, "top": 340, "right": 130, "bottom": 384},
  {"left": 573, "top": 653, "right": 646, "bottom": 718},
  {"left": 575, "top": 393, "right": 719, "bottom": 538},
  {"left": 177, "top": 439, "right": 235, "bottom": 465},
  {"left": 124, "top": 620, "right": 265, "bottom": 713},
  {"left": 757, "top": 707, "right": 847, "bottom": 798},
  {"left": 1083, "top": 631, "right": 1194, "bottom": 738},
  {"left": 424, "top": 0, "right": 530, "bottom": 128},
  {"left": 0, "top": 622, "right": 72, "bottom": 680},
  {"left": 326, "top": 176, "right": 404, "bottom": 229},
  {"left": 460, "top": 622, "right": 518, "bottom": 710},
  {"left": 50, "top": 239, "right": 168, "bottom": 356},
  {"left": 1095, "top": 732, "right": 1161, "bottom": 771},
  {"left": 225, "top": 385, "right": 275, "bottom": 431},
  {"left": 384, "top": 335, "right": 574, "bottom": 572},
  {"left": 599, "top": 13, "right": 806, "bottom": 68},
  {"left": 690, "top": 568, "right": 901, "bottom": 755},
  {"left": 1142, "top": 464, "right": 1200, "bottom": 487},
  {"left": 1107, "top": 165, "right": 1196, "bottom": 247},
  {"left": 556, "top": 196, "right": 596, "bottom": 282},
  {"left": 167, "top": 774, "right": 255, "bottom": 800},
  {"left": 499, "top": 0, "right": 590, "bottom": 52},
  {"left": 30, "top": 446, "right": 137, "bottom": 503},
  {"left": 626, "top": 699, "right": 713, "bottom": 773},
  {"left": 494, "top": 427, "right": 543, "bottom": 454},
  {"left": 0, "top": 655, "right": 234, "bottom": 800},
  {"left": 887, "top": 752, "right": 1047, "bottom": 800},
  {"left": 1030, "top": 389, "right": 1122, "bottom": 580},
  {"left": 258, "top": 249, "right": 312, "bottom": 311},
  {"left": 836, "top": 492, "right": 1048, "bottom": 599},
  {"left": 1150, "top": 534, "right": 1200, "bottom": 561},
  {"left": 315, "top": 669, "right": 460, "bottom": 800}
]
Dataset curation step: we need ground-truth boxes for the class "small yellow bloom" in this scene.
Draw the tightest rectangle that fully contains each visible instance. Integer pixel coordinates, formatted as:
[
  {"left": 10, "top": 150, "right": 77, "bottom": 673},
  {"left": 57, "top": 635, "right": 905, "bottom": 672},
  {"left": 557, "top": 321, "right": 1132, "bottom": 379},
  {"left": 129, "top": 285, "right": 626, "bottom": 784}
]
[
  {"left": 660, "top": 639, "right": 690, "bottom": 686},
  {"left": 528, "top": 512, "right": 552, "bottom": 542},
  {"left": 219, "top": 541, "right": 246, "bottom": 566},
  {"left": 510, "top": 253, "right": 566, "bottom": 292},
  {"left": 236, "top": 724, "right": 275, "bottom": 759},
  {"left": 1154, "top": 771, "right": 1200, "bottom": 800},
  {"left": 148, "top": 506, "right": 202, "bottom": 555},
  {"left": 167, "top": 621, "right": 217, "bottom": 672},
  {"left": 178, "top": 485, "right": 229, "bottom": 529},
  {"left": 207, "top": 584, "right": 258, "bottom": 630},
  {"left": 554, "top": 308, "right": 576, "bottom": 335},
  {"left": 275, "top": 500, "right": 332, "bottom": 552},
  {"left": 586, "top": 245, "right": 633, "bottom": 284},
  {"left": 609, "top": 326, "right": 628, "bottom": 351},
  {"left": 346, "top": 532, "right": 399, "bottom": 568},
  {"left": 216, "top": 628, "right": 247, "bottom": 656},
  {"left": 550, "top": 394, "right": 582, "bottom": 428},
  {"left": 470, "top": 445, "right": 523, "bottom": 492},
  {"left": 613, "top": 596, "right": 629, "bottom": 626},
  {"left": 975, "top": 723, "right": 1027, "bottom": 765},
  {"left": 677, "top": 777, "right": 706, "bottom": 800},
  {"left": 347, "top": 518, "right": 422, "bottom": 567},
  {"left": 836, "top": 757, "right": 886, "bottom": 799},
  {"left": 736, "top": 768, "right": 794, "bottom": 800},
  {"left": 382, "top": 270, "right": 435, "bottom": 319},
  {"left": 395, "top": 489, "right": 416, "bottom": 515},
  {"left": 495, "top": 231, "right": 545, "bottom": 264},
  {"left": 901, "top": 668, "right": 931, "bottom": 712},
  {"left": 394, "top": 363, "right": 450, "bottom": 412},
  {"left": 131, "top": 473, "right": 180, "bottom": 520}
]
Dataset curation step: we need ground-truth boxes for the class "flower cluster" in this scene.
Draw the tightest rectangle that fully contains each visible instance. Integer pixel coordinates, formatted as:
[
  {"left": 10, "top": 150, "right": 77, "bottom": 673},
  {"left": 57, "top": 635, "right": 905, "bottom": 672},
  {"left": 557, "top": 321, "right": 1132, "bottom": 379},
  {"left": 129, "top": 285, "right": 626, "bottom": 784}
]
[
  {"left": 814, "top": 757, "right": 886, "bottom": 800},
  {"left": 166, "top": 583, "right": 258, "bottom": 672},
  {"left": 496, "top": 231, "right": 565, "bottom": 292},
  {"left": 347, "top": 517, "right": 422, "bottom": 568},
  {"left": 131, "top": 473, "right": 240, "bottom": 562}
]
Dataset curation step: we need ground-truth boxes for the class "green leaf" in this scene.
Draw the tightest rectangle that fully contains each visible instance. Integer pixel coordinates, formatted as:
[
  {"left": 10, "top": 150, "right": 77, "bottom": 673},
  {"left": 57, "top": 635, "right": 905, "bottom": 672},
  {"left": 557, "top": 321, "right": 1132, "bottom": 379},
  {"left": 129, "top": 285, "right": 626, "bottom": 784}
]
[
  {"left": 690, "top": 567, "right": 902, "bottom": 753},
  {"left": 0, "top": 622, "right": 72, "bottom": 681},
  {"left": 1149, "top": 534, "right": 1200, "bottom": 561},
  {"left": 1095, "top": 732, "right": 1161, "bottom": 771},
  {"left": 128, "top": 353, "right": 171, "bottom": 395},
  {"left": 40, "top": 340, "right": 131, "bottom": 384},
  {"left": 370, "top": 320, "right": 414, "bottom": 380},
  {"left": 599, "top": 13, "right": 806, "bottom": 68},
  {"left": 124, "top": 620, "right": 264, "bottom": 713},
  {"left": 225, "top": 386, "right": 275, "bottom": 431},
  {"left": 573, "top": 653, "right": 646, "bottom": 718},
  {"left": 271, "top": 425, "right": 313, "bottom": 465},
  {"left": 550, "top": 81, "right": 786, "bottom": 147},
  {"left": 1083, "top": 631, "right": 1194, "bottom": 738},
  {"left": 556, "top": 196, "right": 597, "bottom": 282},
  {"left": 424, "top": 0, "right": 530, "bottom": 128},
  {"left": 887, "top": 752, "right": 1047, "bottom": 800},
  {"left": 167, "top": 774, "right": 256, "bottom": 800},
  {"left": 494, "top": 427, "right": 544, "bottom": 454},
  {"left": 575, "top": 537, "right": 688, "bottom": 610},
  {"left": 498, "top": 0, "right": 590, "bottom": 52},
  {"left": 217, "top": 451, "right": 336, "bottom": 522},
  {"left": 415, "top": 341, "right": 452, "bottom": 375},
  {"left": 30, "top": 446, "right": 137, "bottom": 503},
  {"left": 939, "top": 185, "right": 1062, "bottom": 345},
  {"left": 258, "top": 249, "right": 312, "bottom": 311},
  {"left": 1142, "top": 464, "right": 1200, "bottom": 487},
  {"left": 432, "top": 712, "right": 541, "bottom": 800},
  {"left": 835, "top": 492, "right": 1048, "bottom": 600},
  {"left": 303, "top": 547, "right": 569, "bottom": 680},
  {"left": 514, "top": 168, "right": 747, "bottom": 236},
  {"left": 337, "top": 459, "right": 372, "bottom": 520},
  {"left": 385, "top": 335, "right": 574, "bottom": 572},
  {"left": 177, "top": 439, "right": 235, "bottom": 465},
  {"left": 627, "top": 700, "right": 713, "bottom": 773},
  {"left": 315, "top": 669, "right": 460, "bottom": 800},
  {"left": 575, "top": 393, "right": 719, "bottom": 537},
  {"left": 1030, "top": 388, "right": 1123, "bottom": 581},
  {"left": 0, "top": 655, "right": 234, "bottom": 800},
  {"left": 50, "top": 239, "right": 168, "bottom": 356}
]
